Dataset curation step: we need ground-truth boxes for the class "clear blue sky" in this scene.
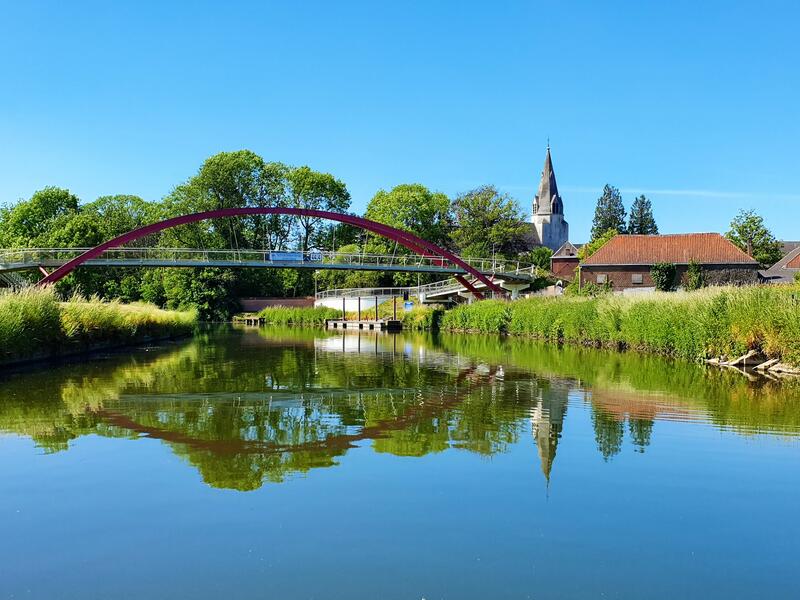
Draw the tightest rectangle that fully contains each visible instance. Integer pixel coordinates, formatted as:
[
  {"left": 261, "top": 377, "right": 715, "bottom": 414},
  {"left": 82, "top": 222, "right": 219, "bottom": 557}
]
[{"left": 1, "top": 0, "right": 798, "bottom": 242}]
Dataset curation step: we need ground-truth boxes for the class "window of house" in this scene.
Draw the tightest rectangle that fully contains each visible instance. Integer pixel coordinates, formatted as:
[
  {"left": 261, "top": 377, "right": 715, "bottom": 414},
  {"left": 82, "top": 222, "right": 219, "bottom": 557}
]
[
  {"left": 632, "top": 273, "right": 643, "bottom": 284},
  {"left": 596, "top": 274, "right": 607, "bottom": 284}
]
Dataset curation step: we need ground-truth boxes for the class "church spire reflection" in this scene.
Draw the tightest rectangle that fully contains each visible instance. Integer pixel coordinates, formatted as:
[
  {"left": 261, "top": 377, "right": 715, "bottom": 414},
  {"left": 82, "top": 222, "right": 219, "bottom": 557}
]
[{"left": 530, "top": 383, "right": 569, "bottom": 485}]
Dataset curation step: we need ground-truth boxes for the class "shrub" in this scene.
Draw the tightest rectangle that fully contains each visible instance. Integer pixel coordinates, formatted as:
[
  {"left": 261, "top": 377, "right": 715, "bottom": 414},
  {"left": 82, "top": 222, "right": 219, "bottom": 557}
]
[
  {"left": 684, "top": 260, "right": 705, "bottom": 291},
  {"left": 651, "top": 262, "right": 677, "bottom": 292}
]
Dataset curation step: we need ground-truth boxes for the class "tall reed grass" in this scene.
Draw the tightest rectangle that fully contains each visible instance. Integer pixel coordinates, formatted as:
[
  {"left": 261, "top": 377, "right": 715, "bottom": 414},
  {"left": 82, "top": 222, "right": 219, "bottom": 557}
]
[
  {"left": 0, "top": 287, "right": 197, "bottom": 364},
  {"left": 258, "top": 306, "right": 342, "bottom": 326},
  {"left": 258, "top": 301, "right": 445, "bottom": 330},
  {"left": 441, "top": 286, "right": 800, "bottom": 365}
]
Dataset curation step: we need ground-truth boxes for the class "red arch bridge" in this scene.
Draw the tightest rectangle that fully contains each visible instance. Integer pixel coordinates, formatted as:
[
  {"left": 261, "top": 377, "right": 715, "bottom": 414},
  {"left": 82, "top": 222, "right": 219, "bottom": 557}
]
[{"left": 0, "top": 209, "right": 537, "bottom": 299}]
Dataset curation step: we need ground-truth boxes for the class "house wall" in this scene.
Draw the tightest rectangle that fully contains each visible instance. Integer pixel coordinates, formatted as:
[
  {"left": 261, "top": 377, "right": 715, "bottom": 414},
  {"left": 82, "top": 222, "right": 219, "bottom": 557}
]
[
  {"left": 551, "top": 256, "right": 579, "bottom": 280},
  {"left": 580, "top": 265, "right": 760, "bottom": 290}
]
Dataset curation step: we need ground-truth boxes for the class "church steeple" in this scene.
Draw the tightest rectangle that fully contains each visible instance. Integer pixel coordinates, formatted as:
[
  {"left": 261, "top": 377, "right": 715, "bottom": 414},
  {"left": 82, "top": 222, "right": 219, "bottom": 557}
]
[
  {"left": 530, "top": 144, "right": 569, "bottom": 251},
  {"left": 533, "top": 145, "right": 563, "bottom": 216}
]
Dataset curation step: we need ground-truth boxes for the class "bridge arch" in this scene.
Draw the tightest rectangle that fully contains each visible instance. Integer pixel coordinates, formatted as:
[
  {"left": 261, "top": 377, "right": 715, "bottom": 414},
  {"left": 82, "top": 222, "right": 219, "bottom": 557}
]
[{"left": 37, "top": 208, "right": 503, "bottom": 296}]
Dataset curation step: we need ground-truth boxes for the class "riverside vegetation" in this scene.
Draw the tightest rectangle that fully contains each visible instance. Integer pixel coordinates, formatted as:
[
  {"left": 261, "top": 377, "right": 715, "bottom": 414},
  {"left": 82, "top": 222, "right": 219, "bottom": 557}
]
[
  {"left": 251, "top": 287, "right": 800, "bottom": 367},
  {"left": 0, "top": 287, "right": 197, "bottom": 365},
  {"left": 441, "top": 286, "right": 800, "bottom": 367},
  {"left": 258, "top": 301, "right": 445, "bottom": 331}
]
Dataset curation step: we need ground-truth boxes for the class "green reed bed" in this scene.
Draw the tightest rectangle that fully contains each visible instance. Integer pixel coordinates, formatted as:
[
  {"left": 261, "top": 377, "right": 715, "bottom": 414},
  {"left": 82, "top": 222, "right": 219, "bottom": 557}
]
[
  {"left": 259, "top": 301, "right": 444, "bottom": 330},
  {"left": 441, "top": 286, "right": 800, "bottom": 365},
  {"left": 0, "top": 287, "right": 197, "bottom": 365},
  {"left": 400, "top": 305, "right": 444, "bottom": 331},
  {"left": 258, "top": 306, "right": 342, "bottom": 326},
  {"left": 344, "top": 298, "right": 444, "bottom": 330}
]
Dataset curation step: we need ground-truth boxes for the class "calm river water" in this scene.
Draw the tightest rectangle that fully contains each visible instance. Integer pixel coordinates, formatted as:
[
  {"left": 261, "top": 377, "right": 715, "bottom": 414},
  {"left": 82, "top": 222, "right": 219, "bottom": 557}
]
[{"left": 1, "top": 327, "right": 799, "bottom": 599}]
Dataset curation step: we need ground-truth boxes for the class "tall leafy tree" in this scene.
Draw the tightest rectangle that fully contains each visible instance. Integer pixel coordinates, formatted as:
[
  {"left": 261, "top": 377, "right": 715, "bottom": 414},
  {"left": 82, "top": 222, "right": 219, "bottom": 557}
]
[
  {"left": 286, "top": 166, "right": 350, "bottom": 252},
  {"left": 364, "top": 184, "right": 451, "bottom": 286},
  {"left": 160, "top": 151, "right": 292, "bottom": 250},
  {"left": 0, "top": 186, "right": 80, "bottom": 246},
  {"left": 627, "top": 195, "right": 658, "bottom": 234},
  {"left": 450, "top": 185, "right": 528, "bottom": 259},
  {"left": 365, "top": 184, "right": 451, "bottom": 247},
  {"left": 725, "top": 209, "right": 782, "bottom": 267},
  {"left": 590, "top": 185, "right": 626, "bottom": 241}
]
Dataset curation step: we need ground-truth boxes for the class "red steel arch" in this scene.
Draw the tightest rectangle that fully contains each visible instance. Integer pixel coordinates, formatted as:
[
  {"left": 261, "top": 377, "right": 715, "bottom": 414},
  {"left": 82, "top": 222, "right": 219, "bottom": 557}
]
[{"left": 37, "top": 208, "right": 503, "bottom": 296}]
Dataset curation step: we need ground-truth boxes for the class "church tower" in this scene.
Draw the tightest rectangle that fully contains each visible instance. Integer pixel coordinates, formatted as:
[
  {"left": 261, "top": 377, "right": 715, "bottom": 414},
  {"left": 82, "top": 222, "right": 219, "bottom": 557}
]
[{"left": 531, "top": 146, "right": 569, "bottom": 250}]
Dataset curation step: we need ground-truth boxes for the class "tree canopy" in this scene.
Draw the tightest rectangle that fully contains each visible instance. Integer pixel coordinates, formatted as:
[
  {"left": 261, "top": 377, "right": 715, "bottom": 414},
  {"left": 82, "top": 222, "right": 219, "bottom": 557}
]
[
  {"left": 725, "top": 209, "right": 782, "bottom": 267},
  {"left": 449, "top": 185, "right": 528, "bottom": 259},
  {"left": 627, "top": 195, "right": 658, "bottom": 234},
  {"left": 590, "top": 185, "right": 626, "bottom": 241},
  {"left": 365, "top": 184, "right": 451, "bottom": 248}
]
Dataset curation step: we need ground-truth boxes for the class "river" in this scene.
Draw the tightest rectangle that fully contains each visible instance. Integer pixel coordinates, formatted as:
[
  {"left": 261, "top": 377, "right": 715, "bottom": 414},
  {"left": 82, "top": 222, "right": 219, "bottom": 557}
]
[{"left": 1, "top": 326, "right": 798, "bottom": 599}]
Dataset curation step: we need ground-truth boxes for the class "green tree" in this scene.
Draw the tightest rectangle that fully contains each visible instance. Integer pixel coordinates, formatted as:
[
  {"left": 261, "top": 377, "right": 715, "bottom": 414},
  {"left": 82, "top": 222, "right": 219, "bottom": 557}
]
[
  {"left": 528, "top": 246, "right": 554, "bottom": 271},
  {"left": 365, "top": 184, "right": 451, "bottom": 286},
  {"left": 450, "top": 185, "right": 528, "bottom": 258},
  {"left": 84, "top": 195, "right": 156, "bottom": 239},
  {"left": 627, "top": 195, "right": 658, "bottom": 234},
  {"left": 590, "top": 185, "right": 626, "bottom": 241},
  {"left": 725, "top": 209, "right": 782, "bottom": 267},
  {"left": 0, "top": 187, "right": 80, "bottom": 246},
  {"left": 162, "top": 268, "right": 239, "bottom": 320},
  {"left": 286, "top": 166, "right": 350, "bottom": 252},
  {"left": 365, "top": 184, "right": 451, "bottom": 248},
  {"left": 160, "top": 151, "right": 292, "bottom": 251}
]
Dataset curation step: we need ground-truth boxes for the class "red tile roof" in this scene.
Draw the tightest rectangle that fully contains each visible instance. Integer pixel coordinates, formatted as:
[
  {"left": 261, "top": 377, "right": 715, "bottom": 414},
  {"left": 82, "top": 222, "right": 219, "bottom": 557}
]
[{"left": 582, "top": 233, "right": 758, "bottom": 266}]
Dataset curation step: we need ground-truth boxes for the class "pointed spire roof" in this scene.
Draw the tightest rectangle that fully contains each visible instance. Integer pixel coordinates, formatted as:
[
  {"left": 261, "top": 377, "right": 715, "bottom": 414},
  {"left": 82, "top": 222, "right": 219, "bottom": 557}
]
[{"left": 534, "top": 145, "right": 561, "bottom": 216}]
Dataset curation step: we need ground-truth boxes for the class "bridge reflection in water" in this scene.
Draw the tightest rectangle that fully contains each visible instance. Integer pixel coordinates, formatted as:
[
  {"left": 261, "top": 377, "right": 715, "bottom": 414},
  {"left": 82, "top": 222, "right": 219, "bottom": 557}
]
[{"left": 0, "top": 327, "right": 798, "bottom": 491}]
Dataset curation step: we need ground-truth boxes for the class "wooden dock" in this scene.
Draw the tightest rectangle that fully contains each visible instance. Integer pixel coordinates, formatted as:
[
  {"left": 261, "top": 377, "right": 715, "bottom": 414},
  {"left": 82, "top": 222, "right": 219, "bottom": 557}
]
[{"left": 325, "top": 319, "right": 402, "bottom": 331}]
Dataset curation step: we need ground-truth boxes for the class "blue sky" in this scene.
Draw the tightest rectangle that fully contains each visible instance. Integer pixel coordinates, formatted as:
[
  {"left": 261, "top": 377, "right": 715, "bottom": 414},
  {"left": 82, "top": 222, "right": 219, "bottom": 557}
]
[{"left": 1, "top": 0, "right": 798, "bottom": 242}]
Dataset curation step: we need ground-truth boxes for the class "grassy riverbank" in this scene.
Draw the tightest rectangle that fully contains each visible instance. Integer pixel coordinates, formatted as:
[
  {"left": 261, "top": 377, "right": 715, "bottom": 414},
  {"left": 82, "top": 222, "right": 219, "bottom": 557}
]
[
  {"left": 258, "top": 306, "right": 342, "bottom": 326},
  {"left": 0, "top": 288, "right": 197, "bottom": 365},
  {"left": 257, "top": 302, "right": 445, "bottom": 331},
  {"left": 441, "top": 286, "right": 800, "bottom": 366}
]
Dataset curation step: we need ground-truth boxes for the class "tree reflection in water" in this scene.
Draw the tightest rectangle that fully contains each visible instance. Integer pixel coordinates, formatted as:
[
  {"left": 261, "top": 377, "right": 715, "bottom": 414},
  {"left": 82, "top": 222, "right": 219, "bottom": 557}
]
[{"left": 0, "top": 326, "right": 798, "bottom": 491}]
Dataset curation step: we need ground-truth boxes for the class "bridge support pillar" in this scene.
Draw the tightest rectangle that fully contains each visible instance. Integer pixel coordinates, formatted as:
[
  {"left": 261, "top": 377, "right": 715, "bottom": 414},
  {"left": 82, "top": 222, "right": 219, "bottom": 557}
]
[{"left": 500, "top": 282, "right": 530, "bottom": 300}]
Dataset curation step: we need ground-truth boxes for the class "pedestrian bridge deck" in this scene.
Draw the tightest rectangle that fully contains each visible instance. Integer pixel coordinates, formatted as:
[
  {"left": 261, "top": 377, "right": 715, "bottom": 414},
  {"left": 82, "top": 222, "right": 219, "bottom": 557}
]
[{"left": 0, "top": 248, "right": 538, "bottom": 283}]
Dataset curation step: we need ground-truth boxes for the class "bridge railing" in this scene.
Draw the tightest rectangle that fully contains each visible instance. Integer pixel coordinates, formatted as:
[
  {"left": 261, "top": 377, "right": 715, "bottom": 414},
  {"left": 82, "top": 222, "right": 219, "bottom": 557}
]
[
  {"left": 315, "top": 287, "right": 420, "bottom": 299},
  {"left": 0, "top": 247, "right": 538, "bottom": 276}
]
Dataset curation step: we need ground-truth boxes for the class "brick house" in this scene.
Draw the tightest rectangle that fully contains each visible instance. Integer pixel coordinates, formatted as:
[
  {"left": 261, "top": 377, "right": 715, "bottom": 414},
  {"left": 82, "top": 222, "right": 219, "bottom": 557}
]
[
  {"left": 761, "top": 245, "right": 800, "bottom": 284},
  {"left": 579, "top": 233, "right": 760, "bottom": 291},
  {"left": 550, "top": 241, "right": 581, "bottom": 281}
]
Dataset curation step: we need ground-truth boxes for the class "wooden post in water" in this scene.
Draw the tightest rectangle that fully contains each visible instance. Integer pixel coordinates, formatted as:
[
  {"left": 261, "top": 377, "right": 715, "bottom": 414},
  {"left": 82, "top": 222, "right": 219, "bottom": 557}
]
[
  {"left": 342, "top": 297, "right": 346, "bottom": 321},
  {"left": 375, "top": 296, "right": 379, "bottom": 320},
  {"left": 357, "top": 296, "right": 361, "bottom": 321},
  {"left": 393, "top": 296, "right": 397, "bottom": 320}
]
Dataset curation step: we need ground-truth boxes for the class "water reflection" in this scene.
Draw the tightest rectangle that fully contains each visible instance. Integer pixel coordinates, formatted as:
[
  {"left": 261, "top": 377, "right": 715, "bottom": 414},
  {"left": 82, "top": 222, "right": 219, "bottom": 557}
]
[{"left": 1, "top": 326, "right": 798, "bottom": 491}]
